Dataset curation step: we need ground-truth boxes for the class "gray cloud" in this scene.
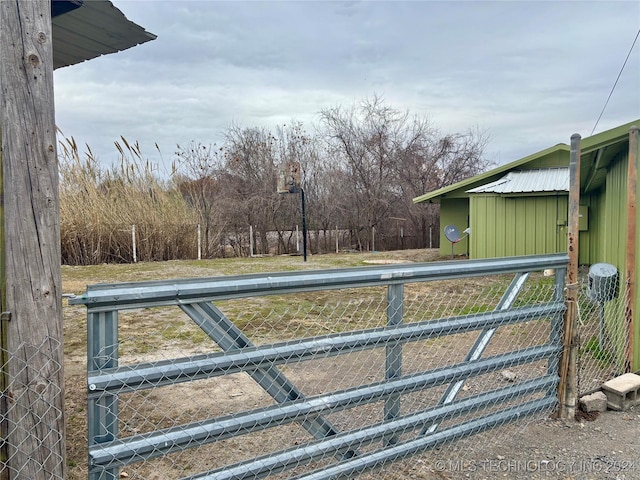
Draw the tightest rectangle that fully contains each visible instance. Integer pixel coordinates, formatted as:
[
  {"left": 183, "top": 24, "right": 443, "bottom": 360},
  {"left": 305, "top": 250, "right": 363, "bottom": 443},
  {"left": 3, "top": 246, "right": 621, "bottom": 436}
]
[{"left": 54, "top": 0, "right": 640, "bottom": 171}]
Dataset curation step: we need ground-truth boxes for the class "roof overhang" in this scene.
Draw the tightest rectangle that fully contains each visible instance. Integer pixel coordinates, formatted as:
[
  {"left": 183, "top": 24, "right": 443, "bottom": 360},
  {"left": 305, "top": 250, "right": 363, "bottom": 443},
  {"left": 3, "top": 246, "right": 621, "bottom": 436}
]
[
  {"left": 413, "top": 120, "right": 640, "bottom": 204},
  {"left": 52, "top": 0, "right": 156, "bottom": 69},
  {"left": 412, "top": 143, "right": 570, "bottom": 204},
  {"left": 52, "top": 0, "right": 83, "bottom": 18},
  {"left": 580, "top": 121, "right": 636, "bottom": 193}
]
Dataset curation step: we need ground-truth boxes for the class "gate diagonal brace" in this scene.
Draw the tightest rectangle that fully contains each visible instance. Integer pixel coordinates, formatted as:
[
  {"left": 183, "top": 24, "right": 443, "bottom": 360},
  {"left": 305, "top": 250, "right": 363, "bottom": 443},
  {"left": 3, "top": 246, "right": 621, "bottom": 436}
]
[
  {"left": 422, "top": 272, "right": 531, "bottom": 435},
  {"left": 180, "top": 301, "right": 358, "bottom": 459}
]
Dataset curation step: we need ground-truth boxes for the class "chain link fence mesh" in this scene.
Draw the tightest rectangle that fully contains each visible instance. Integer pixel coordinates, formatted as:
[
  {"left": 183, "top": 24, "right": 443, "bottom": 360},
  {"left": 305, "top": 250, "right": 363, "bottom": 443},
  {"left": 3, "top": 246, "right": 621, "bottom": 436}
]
[
  {"left": 5, "top": 263, "right": 632, "bottom": 480},
  {"left": 76, "top": 273, "right": 563, "bottom": 480},
  {"left": 1, "top": 262, "right": 628, "bottom": 480},
  {"left": 0, "top": 337, "right": 66, "bottom": 480},
  {"left": 576, "top": 267, "right": 630, "bottom": 396}
]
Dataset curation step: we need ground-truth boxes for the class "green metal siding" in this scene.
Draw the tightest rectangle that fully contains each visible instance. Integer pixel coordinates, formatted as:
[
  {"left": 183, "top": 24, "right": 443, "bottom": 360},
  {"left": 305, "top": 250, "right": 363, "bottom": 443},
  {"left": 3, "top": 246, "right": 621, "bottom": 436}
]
[
  {"left": 603, "top": 154, "right": 628, "bottom": 274},
  {"left": 578, "top": 150, "right": 639, "bottom": 370},
  {"left": 598, "top": 152, "right": 636, "bottom": 369},
  {"left": 470, "top": 195, "right": 567, "bottom": 258},
  {"left": 578, "top": 194, "right": 605, "bottom": 265},
  {"left": 424, "top": 122, "right": 639, "bottom": 368},
  {"left": 439, "top": 198, "right": 469, "bottom": 256},
  {"left": 526, "top": 149, "right": 569, "bottom": 169}
]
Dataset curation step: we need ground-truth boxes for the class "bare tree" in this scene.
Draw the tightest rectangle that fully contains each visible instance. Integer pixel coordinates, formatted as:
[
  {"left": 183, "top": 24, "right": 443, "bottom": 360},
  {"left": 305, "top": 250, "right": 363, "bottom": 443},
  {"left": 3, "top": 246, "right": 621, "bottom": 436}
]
[
  {"left": 173, "top": 141, "right": 226, "bottom": 257},
  {"left": 319, "top": 96, "right": 396, "bottom": 249},
  {"left": 320, "top": 96, "right": 427, "bottom": 249},
  {"left": 393, "top": 127, "right": 490, "bottom": 247},
  {"left": 319, "top": 96, "right": 491, "bottom": 251},
  {"left": 223, "top": 124, "right": 283, "bottom": 255},
  {"left": 274, "top": 121, "right": 328, "bottom": 254}
]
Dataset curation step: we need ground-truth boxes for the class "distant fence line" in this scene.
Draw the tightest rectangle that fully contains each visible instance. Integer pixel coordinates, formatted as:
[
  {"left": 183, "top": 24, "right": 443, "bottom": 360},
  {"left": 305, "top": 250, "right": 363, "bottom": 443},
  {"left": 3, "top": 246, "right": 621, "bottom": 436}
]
[{"left": 61, "top": 223, "right": 440, "bottom": 265}]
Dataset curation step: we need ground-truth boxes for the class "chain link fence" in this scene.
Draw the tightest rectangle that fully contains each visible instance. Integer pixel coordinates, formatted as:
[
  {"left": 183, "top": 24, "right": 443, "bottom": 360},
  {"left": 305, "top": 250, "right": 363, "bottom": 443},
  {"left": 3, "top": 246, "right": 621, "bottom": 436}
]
[
  {"left": 0, "top": 336, "right": 66, "bottom": 479},
  {"left": 576, "top": 267, "right": 630, "bottom": 396},
  {"left": 3, "top": 256, "right": 634, "bottom": 480},
  {"left": 63, "top": 257, "right": 569, "bottom": 480}
]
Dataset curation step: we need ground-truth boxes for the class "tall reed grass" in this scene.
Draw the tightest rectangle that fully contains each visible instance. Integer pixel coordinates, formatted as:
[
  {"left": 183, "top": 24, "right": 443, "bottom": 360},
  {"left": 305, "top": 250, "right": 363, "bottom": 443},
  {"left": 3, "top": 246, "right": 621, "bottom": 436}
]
[{"left": 59, "top": 136, "right": 199, "bottom": 265}]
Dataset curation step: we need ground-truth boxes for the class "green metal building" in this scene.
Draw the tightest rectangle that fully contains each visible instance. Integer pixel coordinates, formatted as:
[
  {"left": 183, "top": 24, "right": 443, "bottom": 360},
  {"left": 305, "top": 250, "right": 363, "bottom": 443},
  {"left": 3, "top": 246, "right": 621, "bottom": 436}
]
[{"left": 413, "top": 119, "right": 640, "bottom": 369}]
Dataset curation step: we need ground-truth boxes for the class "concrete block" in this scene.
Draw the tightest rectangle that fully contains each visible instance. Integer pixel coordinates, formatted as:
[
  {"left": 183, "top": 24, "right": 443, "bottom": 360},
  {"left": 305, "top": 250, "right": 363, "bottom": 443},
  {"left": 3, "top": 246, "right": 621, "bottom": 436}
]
[
  {"left": 579, "top": 391, "right": 608, "bottom": 412},
  {"left": 601, "top": 373, "right": 640, "bottom": 411}
]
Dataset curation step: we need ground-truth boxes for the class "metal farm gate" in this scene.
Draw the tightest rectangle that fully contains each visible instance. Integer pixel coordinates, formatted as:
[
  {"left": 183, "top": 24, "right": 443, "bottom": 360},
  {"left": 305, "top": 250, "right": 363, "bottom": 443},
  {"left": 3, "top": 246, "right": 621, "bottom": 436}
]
[{"left": 71, "top": 253, "right": 568, "bottom": 480}]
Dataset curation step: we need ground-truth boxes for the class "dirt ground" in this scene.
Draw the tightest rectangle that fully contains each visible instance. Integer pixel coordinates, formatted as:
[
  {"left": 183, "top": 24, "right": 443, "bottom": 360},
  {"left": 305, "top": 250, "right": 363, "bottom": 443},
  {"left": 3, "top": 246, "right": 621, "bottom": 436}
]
[
  {"left": 387, "top": 405, "right": 640, "bottom": 480},
  {"left": 61, "top": 249, "right": 640, "bottom": 480}
]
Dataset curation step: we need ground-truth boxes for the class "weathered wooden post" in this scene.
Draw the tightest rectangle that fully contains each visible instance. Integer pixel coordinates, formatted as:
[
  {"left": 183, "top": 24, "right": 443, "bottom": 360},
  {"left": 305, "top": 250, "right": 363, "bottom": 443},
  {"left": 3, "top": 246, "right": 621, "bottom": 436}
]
[
  {"left": 0, "top": 1, "right": 66, "bottom": 477},
  {"left": 197, "top": 223, "right": 202, "bottom": 260},
  {"left": 626, "top": 125, "right": 639, "bottom": 371},
  {"left": 558, "top": 133, "right": 581, "bottom": 420},
  {"left": 0, "top": 128, "right": 8, "bottom": 480},
  {"left": 132, "top": 224, "right": 137, "bottom": 263}
]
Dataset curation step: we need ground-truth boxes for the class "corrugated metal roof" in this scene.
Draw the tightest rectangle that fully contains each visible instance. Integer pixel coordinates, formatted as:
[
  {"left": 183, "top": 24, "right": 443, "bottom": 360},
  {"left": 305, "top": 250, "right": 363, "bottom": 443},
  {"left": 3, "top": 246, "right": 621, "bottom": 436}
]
[
  {"left": 52, "top": 1, "right": 156, "bottom": 69},
  {"left": 413, "top": 120, "right": 639, "bottom": 204},
  {"left": 412, "top": 144, "right": 570, "bottom": 203},
  {"left": 466, "top": 168, "right": 569, "bottom": 194}
]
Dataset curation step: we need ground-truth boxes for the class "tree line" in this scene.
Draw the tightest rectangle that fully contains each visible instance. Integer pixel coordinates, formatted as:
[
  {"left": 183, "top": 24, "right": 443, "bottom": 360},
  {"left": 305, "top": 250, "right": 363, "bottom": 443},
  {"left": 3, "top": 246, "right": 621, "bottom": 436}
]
[{"left": 59, "top": 97, "right": 490, "bottom": 264}]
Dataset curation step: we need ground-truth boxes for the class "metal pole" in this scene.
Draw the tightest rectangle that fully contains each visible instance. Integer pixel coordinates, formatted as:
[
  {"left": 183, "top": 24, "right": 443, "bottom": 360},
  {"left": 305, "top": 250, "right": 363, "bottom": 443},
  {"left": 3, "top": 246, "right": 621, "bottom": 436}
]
[
  {"left": 384, "top": 283, "right": 403, "bottom": 446},
  {"left": 558, "top": 133, "right": 580, "bottom": 420},
  {"left": 301, "top": 188, "right": 307, "bottom": 262},
  {"left": 599, "top": 303, "right": 606, "bottom": 350},
  {"left": 626, "top": 125, "right": 639, "bottom": 371},
  {"left": 296, "top": 225, "right": 300, "bottom": 253},
  {"left": 88, "top": 310, "right": 119, "bottom": 480}
]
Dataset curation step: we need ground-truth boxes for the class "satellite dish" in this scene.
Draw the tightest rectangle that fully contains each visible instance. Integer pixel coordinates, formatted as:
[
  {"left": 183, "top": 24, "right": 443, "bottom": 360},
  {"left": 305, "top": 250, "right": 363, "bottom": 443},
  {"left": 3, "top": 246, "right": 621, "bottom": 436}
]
[
  {"left": 444, "top": 225, "right": 461, "bottom": 243},
  {"left": 444, "top": 224, "right": 470, "bottom": 259}
]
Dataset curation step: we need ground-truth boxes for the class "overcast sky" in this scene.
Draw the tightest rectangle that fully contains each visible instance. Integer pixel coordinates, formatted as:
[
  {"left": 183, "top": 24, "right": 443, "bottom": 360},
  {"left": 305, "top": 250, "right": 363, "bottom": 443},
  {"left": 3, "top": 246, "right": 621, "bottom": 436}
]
[{"left": 53, "top": 0, "right": 640, "bottom": 176}]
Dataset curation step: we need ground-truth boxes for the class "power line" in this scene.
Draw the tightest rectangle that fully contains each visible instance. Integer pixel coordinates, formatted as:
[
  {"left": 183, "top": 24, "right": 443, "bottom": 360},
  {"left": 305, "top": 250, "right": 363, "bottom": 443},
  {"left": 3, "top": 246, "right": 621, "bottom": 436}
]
[{"left": 591, "top": 29, "right": 640, "bottom": 136}]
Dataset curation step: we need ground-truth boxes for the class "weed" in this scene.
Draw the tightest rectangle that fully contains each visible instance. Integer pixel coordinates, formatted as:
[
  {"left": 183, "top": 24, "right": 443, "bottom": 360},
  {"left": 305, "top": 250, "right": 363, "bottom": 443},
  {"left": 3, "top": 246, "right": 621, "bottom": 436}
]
[{"left": 581, "top": 336, "right": 614, "bottom": 367}]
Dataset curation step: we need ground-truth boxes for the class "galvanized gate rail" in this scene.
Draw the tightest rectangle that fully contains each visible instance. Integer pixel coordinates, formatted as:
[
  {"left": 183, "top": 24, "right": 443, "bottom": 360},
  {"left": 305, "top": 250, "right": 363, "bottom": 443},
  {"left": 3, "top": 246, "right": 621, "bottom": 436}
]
[{"left": 71, "top": 253, "right": 568, "bottom": 480}]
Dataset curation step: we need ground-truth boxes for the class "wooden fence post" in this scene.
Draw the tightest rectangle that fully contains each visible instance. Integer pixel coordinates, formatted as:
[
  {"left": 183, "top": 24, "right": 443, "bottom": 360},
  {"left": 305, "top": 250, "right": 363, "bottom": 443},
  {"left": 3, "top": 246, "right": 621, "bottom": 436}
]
[
  {"left": 249, "top": 225, "right": 254, "bottom": 257},
  {"left": 132, "top": 224, "right": 137, "bottom": 263},
  {"left": 197, "top": 224, "right": 202, "bottom": 260},
  {"left": 626, "top": 125, "right": 639, "bottom": 371},
  {"left": 558, "top": 133, "right": 581, "bottom": 420},
  {"left": 372, "top": 227, "right": 376, "bottom": 252},
  {"left": 0, "top": 125, "right": 8, "bottom": 480},
  {"left": 0, "top": 1, "right": 66, "bottom": 477}
]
